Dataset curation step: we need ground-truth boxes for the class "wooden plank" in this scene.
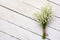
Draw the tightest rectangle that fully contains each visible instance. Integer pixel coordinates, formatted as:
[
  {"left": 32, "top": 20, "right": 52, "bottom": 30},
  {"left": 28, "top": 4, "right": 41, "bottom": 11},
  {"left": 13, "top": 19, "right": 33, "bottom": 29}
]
[
  {"left": 47, "top": 27, "right": 60, "bottom": 40},
  {"left": 48, "top": 0, "right": 60, "bottom": 5},
  {"left": 22, "top": 0, "right": 48, "bottom": 9},
  {"left": 0, "top": 19, "right": 42, "bottom": 40},
  {"left": 0, "top": 32, "right": 18, "bottom": 40},
  {"left": 0, "top": 0, "right": 39, "bottom": 19},
  {"left": 0, "top": 6, "right": 42, "bottom": 36}
]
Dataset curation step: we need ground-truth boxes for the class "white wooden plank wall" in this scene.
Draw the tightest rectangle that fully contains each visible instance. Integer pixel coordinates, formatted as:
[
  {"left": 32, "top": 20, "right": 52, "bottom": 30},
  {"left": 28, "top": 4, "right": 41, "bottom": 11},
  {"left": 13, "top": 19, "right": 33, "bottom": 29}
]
[{"left": 0, "top": 0, "right": 60, "bottom": 40}]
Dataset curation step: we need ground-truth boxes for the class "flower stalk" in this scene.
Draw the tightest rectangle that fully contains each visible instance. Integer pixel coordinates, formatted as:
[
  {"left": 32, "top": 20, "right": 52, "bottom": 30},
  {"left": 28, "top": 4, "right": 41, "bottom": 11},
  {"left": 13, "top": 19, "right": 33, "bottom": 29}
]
[{"left": 34, "top": 5, "right": 52, "bottom": 40}]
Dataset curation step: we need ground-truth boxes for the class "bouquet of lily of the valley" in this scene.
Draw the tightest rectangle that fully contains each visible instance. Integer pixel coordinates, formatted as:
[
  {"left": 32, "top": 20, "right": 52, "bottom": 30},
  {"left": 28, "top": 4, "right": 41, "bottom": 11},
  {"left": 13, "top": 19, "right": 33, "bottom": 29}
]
[{"left": 34, "top": 5, "right": 52, "bottom": 39}]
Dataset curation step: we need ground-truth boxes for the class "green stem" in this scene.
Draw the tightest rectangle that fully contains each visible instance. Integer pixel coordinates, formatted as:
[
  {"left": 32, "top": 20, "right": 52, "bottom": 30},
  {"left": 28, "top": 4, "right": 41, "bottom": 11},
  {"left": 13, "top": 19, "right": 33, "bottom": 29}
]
[{"left": 42, "top": 28, "right": 46, "bottom": 39}]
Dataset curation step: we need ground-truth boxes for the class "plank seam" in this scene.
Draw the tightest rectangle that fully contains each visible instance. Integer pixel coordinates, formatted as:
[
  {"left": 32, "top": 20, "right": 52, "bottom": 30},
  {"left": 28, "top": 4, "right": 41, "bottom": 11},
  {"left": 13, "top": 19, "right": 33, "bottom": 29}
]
[
  {"left": 0, "top": 31, "right": 21, "bottom": 40},
  {"left": 47, "top": 0, "right": 60, "bottom": 6}
]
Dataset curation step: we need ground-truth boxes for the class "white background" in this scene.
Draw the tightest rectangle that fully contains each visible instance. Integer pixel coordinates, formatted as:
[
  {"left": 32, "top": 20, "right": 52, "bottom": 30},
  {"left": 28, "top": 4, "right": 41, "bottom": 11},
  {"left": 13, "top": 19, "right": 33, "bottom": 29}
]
[{"left": 0, "top": 0, "right": 60, "bottom": 40}]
